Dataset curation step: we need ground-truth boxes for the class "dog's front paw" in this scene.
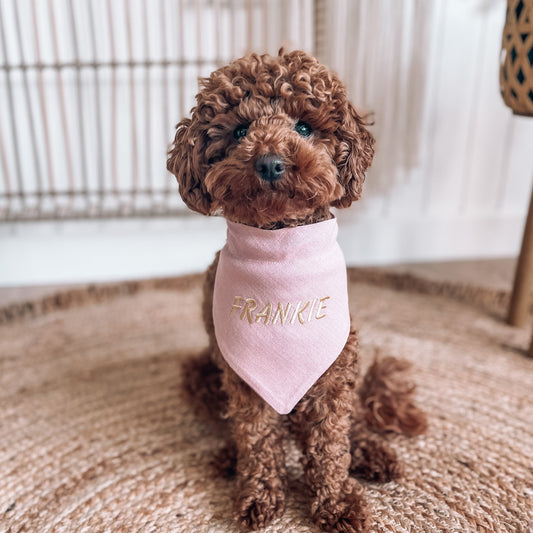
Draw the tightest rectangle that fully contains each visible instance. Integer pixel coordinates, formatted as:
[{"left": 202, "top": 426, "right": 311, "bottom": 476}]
[
  {"left": 311, "top": 482, "right": 369, "bottom": 533},
  {"left": 350, "top": 438, "right": 404, "bottom": 483},
  {"left": 234, "top": 482, "right": 285, "bottom": 530}
]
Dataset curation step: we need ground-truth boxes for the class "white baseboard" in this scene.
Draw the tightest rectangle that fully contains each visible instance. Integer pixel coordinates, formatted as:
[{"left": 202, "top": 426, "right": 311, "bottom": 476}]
[
  {"left": 336, "top": 210, "right": 523, "bottom": 266},
  {"left": 0, "top": 213, "right": 524, "bottom": 286}
]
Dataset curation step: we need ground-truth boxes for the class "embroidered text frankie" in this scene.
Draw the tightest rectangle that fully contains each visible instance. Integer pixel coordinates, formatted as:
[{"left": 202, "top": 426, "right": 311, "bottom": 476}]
[{"left": 230, "top": 296, "right": 330, "bottom": 325}]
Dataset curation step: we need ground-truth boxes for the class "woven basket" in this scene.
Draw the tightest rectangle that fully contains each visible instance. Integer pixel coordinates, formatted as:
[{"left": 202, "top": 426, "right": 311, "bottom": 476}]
[{"left": 500, "top": 0, "right": 533, "bottom": 116}]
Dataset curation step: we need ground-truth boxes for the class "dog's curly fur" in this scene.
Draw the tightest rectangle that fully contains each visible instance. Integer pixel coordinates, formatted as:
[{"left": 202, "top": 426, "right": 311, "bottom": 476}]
[{"left": 168, "top": 50, "right": 427, "bottom": 532}]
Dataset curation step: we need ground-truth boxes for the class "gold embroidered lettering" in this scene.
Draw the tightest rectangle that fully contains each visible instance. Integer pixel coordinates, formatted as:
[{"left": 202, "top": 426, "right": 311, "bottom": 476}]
[
  {"left": 308, "top": 298, "right": 317, "bottom": 322},
  {"left": 241, "top": 298, "right": 257, "bottom": 324},
  {"left": 254, "top": 302, "right": 272, "bottom": 325},
  {"left": 230, "top": 296, "right": 244, "bottom": 317},
  {"left": 316, "top": 296, "right": 330, "bottom": 319},
  {"left": 272, "top": 302, "right": 292, "bottom": 326},
  {"left": 297, "top": 301, "right": 310, "bottom": 324},
  {"left": 290, "top": 301, "right": 302, "bottom": 325},
  {"left": 229, "top": 296, "right": 330, "bottom": 325}
]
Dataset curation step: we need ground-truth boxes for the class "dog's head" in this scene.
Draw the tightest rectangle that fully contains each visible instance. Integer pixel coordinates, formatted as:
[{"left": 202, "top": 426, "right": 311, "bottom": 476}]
[{"left": 167, "top": 50, "right": 374, "bottom": 227}]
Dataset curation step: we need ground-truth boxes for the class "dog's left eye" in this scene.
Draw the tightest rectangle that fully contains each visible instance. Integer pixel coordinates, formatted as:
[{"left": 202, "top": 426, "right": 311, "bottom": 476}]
[
  {"left": 295, "top": 121, "right": 312, "bottom": 137},
  {"left": 233, "top": 124, "right": 249, "bottom": 141}
]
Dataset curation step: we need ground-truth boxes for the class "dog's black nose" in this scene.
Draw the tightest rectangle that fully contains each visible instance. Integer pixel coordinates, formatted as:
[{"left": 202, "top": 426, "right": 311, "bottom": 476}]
[{"left": 255, "top": 154, "right": 285, "bottom": 182}]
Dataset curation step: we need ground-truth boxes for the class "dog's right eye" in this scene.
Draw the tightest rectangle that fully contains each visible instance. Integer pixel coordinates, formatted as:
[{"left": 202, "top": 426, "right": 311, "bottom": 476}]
[
  {"left": 233, "top": 125, "right": 248, "bottom": 141},
  {"left": 295, "top": 121, "right": 312, "bottom": 137}
]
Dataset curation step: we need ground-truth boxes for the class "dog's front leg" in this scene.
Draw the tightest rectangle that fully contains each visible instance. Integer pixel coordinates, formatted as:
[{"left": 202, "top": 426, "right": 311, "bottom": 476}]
[
  {"left": 221, "top": 363, "right": 287, "bottom": 530},
  {"left": 291, "top": 337, "right": 369, "bottom": 533},
  {"left": 295, "top": 403, "right": 368, "bottom": 533}
]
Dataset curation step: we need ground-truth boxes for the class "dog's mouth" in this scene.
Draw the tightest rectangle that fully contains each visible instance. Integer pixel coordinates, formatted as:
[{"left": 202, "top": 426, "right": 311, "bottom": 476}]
[
  {"left": 258, "top": 169, "right": 300, "bottom": 198},
  {"left": 205, "top": 148, "right": 342, "bottom": 226}
]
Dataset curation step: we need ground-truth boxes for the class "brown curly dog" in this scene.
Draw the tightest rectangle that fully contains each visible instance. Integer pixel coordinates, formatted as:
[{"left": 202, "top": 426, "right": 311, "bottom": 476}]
[{"left": 168, "top": 49, "right": 427, "bottom": 533}]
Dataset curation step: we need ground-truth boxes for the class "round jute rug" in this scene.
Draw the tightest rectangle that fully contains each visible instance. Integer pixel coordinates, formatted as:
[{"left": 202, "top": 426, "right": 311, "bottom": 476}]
[{"left": 1, "top": 270, "right": 532, "bottom": 533}]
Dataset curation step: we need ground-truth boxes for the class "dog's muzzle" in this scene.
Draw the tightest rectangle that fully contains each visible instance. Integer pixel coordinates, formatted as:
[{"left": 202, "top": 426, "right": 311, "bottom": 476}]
[{"left": 255, "top": 153, "right": 285, "bottom": 182}]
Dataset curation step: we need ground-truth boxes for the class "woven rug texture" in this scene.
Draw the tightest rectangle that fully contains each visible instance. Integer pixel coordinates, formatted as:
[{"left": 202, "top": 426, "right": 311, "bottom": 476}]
[{"left": 0, "top": 269, "right": 532, "bottom": 533}]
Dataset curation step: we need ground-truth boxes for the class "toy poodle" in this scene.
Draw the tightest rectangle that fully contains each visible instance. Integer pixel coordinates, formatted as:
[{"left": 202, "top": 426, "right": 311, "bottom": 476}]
[{"left": 167, "top": 49, "right": 427, "bottom": 533}]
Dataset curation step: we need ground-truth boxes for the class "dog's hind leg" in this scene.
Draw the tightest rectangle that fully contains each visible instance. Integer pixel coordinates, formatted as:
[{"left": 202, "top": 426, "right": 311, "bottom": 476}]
[
  {"left": 349, "top": 419, "right": 404, "bottom": 483},
  {"left": 181, "top": 348, "right": 228, "bottom": 422}
]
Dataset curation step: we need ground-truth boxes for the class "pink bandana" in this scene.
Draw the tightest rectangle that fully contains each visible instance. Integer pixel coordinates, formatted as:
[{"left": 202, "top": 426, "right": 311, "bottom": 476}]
[{"left": 212, "top": 217, "right": 350, "bottom": 414}]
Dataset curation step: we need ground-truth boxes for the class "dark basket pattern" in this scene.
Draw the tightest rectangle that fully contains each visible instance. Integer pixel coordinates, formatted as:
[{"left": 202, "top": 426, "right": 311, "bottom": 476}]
[{"left": 500, "top": 0, "right": 533, "bottom": 116}]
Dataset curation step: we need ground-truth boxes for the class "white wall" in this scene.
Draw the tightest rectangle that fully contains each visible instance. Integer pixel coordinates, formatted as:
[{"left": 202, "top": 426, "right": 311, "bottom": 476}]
[
  {"left": 0, "top": 208, "right": 525, "bottom": 286},
  {"left": 1, "top": 0, "right": 532, "bottom": 286}
]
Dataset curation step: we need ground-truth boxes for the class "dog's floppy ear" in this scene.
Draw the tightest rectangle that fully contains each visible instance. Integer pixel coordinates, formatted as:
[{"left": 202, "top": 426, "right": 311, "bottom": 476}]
[
  {"left": 167, "top": 117, "right": 213, "bottom": 215},
  {"left": 331, "top": 101, "right": 375, "bottom": 208}
]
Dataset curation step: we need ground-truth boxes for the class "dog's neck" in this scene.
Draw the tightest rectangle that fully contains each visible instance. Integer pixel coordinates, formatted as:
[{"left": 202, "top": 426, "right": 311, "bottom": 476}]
[{"left": 255, "top": 207, "right": 334, "bottom": 230}]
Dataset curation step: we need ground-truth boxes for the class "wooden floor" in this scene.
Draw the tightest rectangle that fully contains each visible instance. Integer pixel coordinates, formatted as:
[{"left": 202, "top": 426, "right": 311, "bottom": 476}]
[
  {"left": 378, "top": 258, "right": 517, "bottom": 292},
  {"left": 0, "top": 258, "right": 517, "bottom": 307}
]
